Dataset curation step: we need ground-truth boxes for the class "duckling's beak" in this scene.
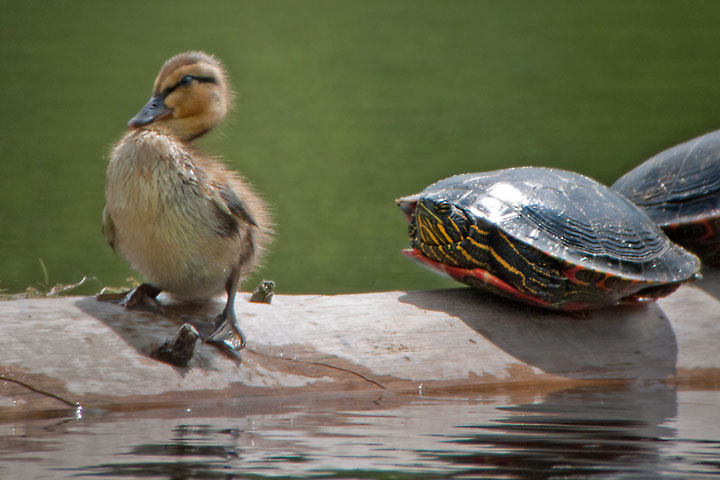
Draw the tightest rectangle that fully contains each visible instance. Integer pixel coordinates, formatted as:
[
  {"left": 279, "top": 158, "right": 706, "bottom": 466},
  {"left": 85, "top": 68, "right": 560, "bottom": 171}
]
[{"left": 128, "top": 95, "right": 172, "bottom": 128}]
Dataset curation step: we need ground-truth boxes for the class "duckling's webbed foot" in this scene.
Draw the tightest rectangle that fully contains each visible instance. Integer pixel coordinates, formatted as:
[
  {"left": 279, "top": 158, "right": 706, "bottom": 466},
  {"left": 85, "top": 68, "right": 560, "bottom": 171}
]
[
  {"left": 96, "top": 283, "right": 163, "bottom": 314},
  {"left": 204, "top": 269, "right": 246, "bottom": 359},
  {"left": 120, "top": 283, "right": 163, "bottom": 312},
  {"left": 151, "top": 323, "right": 200, "bottom": 367},
  {"left": 206, "top": 307, "right": 246, "bottom": 354}
]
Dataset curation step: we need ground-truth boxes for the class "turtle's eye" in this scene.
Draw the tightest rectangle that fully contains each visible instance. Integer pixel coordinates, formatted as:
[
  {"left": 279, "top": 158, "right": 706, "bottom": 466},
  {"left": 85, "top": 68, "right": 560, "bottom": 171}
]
[{"left": 434, "top": 201, "right": 452, "bottom": 215}]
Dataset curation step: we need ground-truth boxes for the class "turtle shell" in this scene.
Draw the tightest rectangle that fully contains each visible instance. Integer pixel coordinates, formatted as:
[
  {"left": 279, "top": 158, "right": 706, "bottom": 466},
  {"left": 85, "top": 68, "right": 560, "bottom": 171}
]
[
  {"left": 397, "top": 167, "right": 700, "bottom": 310},
  {"left": 612, "top": 129, "right": 720, "bottom": 265}
]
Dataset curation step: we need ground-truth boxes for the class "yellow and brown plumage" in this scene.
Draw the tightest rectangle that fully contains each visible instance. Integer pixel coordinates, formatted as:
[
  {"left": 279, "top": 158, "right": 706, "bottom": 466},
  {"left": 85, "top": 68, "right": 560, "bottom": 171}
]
[{"left": 102, "top": 51, "right": 271, "bottom": 356}]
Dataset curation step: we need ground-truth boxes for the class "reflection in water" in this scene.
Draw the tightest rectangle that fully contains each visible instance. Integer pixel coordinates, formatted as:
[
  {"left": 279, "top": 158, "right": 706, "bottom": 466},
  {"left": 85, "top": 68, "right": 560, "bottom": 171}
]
[
  {"left": 433, "top": 384, "right": 677, "bottom": 479},
  {"left": 1, "top": 384, "right": 719, "bottom": 479}
]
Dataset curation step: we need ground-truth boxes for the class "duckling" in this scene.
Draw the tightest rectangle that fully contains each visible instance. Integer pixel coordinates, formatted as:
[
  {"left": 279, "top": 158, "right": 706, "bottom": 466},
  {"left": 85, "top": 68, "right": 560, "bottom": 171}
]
[{"left": 102, "top": 51, "right": 271, "bottom": 361}]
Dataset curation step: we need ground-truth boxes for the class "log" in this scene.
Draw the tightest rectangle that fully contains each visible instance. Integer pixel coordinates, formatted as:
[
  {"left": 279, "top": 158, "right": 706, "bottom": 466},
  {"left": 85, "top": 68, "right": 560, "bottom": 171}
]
[{"left": 2, "top": 269, "right": 720, "bottom": 419}]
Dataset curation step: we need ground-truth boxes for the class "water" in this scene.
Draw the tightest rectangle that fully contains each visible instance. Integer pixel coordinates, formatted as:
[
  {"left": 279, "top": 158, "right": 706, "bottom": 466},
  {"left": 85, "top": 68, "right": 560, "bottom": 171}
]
[
  {"left": 3, "top": 1, "right": 720, "bottom": 294},
  {"left": 0, "top": 384, "right": 718, "bottom": 479}
]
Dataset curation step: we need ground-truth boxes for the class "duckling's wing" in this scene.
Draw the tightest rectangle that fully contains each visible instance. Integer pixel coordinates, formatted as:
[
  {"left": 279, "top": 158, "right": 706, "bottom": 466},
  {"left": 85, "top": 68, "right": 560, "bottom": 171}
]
[
  {"left": 200, "top": 181, "right": 260, "bottom": 240},
  {"left": 179, "top": 158, "right": 259, "bottom": 234},
  {"left": 217, "top": 184, "right": 259, "bottom": 228},
  {"left": 102, "top": 206, "right": 117, "bottom": 251}
]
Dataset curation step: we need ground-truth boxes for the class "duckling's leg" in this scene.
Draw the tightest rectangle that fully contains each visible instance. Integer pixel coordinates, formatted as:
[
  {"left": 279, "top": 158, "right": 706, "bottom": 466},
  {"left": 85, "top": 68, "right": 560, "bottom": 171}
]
[
  {"left": 206, "top": 267, "right": 246, "bottom": 352},
  {"left": 96, "top": 283, "right": 163, "bottom": 313}
]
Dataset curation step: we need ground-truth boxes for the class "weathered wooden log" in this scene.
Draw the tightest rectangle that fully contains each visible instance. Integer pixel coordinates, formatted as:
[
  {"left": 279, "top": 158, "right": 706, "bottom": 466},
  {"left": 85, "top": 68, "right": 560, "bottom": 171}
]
[{"left": 2, "top": 270, "right": 720, "bottom": 418}]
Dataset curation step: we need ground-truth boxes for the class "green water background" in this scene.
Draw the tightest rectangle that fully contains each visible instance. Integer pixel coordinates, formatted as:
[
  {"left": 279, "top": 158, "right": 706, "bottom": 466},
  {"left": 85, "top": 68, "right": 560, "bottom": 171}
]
[{"left": 2, "top": 1, "right": 720, "bottom": 295}]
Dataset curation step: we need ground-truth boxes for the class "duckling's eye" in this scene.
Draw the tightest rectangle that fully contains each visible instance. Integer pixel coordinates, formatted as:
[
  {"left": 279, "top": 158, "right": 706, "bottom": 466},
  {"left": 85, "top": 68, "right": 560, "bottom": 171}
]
[
  {"left": 434, "top": 201, "right": 452, "bottom": 215},
  {"left": 179, "top": 75, "right": 194, "bottom": 86}
]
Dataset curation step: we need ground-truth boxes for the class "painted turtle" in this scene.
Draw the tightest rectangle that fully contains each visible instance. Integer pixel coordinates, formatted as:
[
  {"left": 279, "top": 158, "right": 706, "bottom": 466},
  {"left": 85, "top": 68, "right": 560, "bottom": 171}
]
[
  {"left": 397, "top": 167, "right": 700, "bottom": 310},
  {"left": 612, "top": 129, "right": 720, "bottom": 266}
]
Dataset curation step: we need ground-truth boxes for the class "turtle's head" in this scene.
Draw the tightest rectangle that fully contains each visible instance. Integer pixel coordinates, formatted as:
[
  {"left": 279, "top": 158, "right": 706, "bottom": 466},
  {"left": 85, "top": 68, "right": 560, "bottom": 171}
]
[
  {"left": 397, "top": 195, "right": 471, "bottom": 263},
  {"left": 412, "top": 198, "right": 471, "bottom": 246},
  {"left": 128, "top": 51, "right": 232, "bottom": 142}
]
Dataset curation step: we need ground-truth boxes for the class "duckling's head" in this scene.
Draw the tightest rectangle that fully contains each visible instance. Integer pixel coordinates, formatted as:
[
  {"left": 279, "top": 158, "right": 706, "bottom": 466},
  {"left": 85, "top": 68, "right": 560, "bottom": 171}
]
[{"left": 128, "top": 51, "right": 232, "bottom": 141}]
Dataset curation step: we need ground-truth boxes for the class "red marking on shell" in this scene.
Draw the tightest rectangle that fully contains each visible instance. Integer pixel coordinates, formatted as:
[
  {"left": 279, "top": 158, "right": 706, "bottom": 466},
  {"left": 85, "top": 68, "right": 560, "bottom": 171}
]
[
  {"left": 563, "top": 264, "right": 589, "bottom": 286},
  {"left": 402, "top": 248, "right": 663, "bottom": 311},
  {"left": 593, "top": 274, "right": 614, "bottom": 293},
  {"left": 402, "top": 248, "right": 554, "bottom": 308},
  {"left": 698, "top": 219, "right": 716, "bottom": 242}
]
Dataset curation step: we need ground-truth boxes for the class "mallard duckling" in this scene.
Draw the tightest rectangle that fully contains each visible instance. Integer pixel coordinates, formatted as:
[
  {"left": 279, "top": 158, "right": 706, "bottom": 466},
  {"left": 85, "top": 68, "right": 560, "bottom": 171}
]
[{"left": 102, "top": 51, "right": 271, "bottom": 359}]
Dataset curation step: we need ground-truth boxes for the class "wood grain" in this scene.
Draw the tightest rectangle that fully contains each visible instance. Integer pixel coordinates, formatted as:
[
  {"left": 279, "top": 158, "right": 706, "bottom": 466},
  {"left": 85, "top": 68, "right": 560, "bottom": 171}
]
[{"left": 1, "top": 270, "right": 719, "bottom": 417}]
